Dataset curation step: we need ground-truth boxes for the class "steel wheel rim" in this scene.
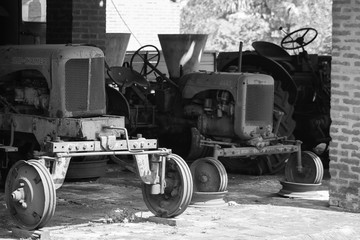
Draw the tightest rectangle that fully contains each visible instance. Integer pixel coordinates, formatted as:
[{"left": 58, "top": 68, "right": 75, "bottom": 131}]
[
  {"left": 5, "top": 160, "right": 54, "bottom": 230},
  {"left": 141, "top": 154, "right": 193, "bottom": 217},
  {"left": 285, "top": 151, "right": 324, "bottom": 184},
  {"left": 190, "top": 157, "right": 228, "bottom": 192},
  {"left": 28, "top": 160, "right": 56, "bottom": 228},
  {"left": 304, "top": 151, "right": 324, "bottom": 184},
  {"left": 210, "top": 157, "right": 228, "bottom": 191}
]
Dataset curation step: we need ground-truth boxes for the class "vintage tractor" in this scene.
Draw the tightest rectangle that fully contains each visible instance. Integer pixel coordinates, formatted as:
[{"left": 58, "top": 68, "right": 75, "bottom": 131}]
[
  {"left": 105, "top": 34, "right": 324, "bottom": 193},
  {"left": 0, "top": 44, "right": 193, "bottom": 230},
  {"left": 217, "top": 27, "right": 331, "bottom": 169}
]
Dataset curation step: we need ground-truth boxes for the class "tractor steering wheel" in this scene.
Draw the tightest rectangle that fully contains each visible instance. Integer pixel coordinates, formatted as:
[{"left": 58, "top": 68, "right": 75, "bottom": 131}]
[
  {"left": 281, "top": 28, "right": 318, "bottom": 50},
  {"left": 130, "top": 45, "right": 160, "bottom": 76}
]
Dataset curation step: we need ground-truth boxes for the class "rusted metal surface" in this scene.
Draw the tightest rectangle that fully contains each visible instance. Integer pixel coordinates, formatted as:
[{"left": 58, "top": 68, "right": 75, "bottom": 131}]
[
  {"left": 44, "top": 135, "right": 156, "bottom": 153},
  {"left": 182, "top": 72, "right": 275, "bottom": 140},
  {"left": 0, "top": 45, "right": 103, "bottom": 78},
  {"left": 42, "top": 145, "right": 170, "bottom": 190},
  {"left": 0, "top": 44, "right": 106, "bottom": 118},
  {"left": 0, "top": 145, "right": 18, "bottom": 169},
  {"left": 0, "top": 43, "right": 194, "bottom": 231},
  {"left": 5, "top": 160, "right": 56, "bottom": 230},
  {"left": 141, "top": 154, "right": 193, "bottom": 218},
  {"left": 134, "top": 154, "right": 163, "bottom": 187},
  {"left": 190, "top": 157, "right": 228, "bottom": 192},
  {"left": 278, "top": 181, "right": 322, "bottom": 199},
  {"left": 285, "top": 151, "right": 324, "bottom": 184},
  {"left": 213, "top": 143, "right": 300, "bottom": 158},
  {"left": 49, "top": 156, "right": 71, "bottom": 189},
  {"left": 0, "top": 113, "right": 125, "bottom": 144}
]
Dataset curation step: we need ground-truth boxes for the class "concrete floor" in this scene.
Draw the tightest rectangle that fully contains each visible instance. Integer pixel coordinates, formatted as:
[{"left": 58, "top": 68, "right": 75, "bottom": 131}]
[{"left": 1, "top": 163, "right": 360, "bottom": 240}]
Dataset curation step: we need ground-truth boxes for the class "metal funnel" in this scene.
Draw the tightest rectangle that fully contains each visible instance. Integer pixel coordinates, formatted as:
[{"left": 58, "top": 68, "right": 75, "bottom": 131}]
[
  {"left": 158, "top": 34, "right": 207, "bottom": 79},
  {"left": 105, "top": 33, "right": 131, "bottom": 67}
]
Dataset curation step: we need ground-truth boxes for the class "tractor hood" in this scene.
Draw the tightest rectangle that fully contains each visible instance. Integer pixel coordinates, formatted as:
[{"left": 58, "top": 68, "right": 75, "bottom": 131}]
[
  {"left": 0, "top": 44, "right": 106, "bottom": 118},
  {"left": 0, "top": 44, "right": 104, "bottom": 82}
]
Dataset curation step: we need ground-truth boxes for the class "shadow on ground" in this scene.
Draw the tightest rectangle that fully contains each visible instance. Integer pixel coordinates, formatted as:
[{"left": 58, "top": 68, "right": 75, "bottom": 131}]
[{"left": 1, "top": 163, "right": 350, "bottom": 240}]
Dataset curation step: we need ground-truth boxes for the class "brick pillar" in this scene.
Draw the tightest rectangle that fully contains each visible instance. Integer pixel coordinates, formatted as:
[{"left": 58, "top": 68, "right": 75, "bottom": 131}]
[
  {"left": 47, "top": 0, "right": 106, "bottom": 51},
  {"left": 330, "top": 0, "right": 360, "bottom": 212}
]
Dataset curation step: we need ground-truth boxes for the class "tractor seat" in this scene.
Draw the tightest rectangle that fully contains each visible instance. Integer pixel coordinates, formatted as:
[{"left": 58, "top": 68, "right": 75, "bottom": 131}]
[
  {"left": 107, "top": 66, "right": 149, "bottom": 88},
  {"left": 252, "top": 41, "right": 295, "bottom": 73},
  {"left": 252, "top": 41, "right": 292, "bottom": 61}
]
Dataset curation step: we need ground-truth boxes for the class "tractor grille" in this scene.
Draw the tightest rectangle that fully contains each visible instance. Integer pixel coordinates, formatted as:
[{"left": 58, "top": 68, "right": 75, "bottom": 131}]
[
  {"left": 65, "top": 58, "right": 104, "bottom": 114},
  {"left": 90, "top": 58, "right": 104, "bottom": 110},
  {"left": 246, "top": 84, "right": 273, "bottom": 124},
  {"left": 65, "top": 59, "right": 88, "bottom": 111}
]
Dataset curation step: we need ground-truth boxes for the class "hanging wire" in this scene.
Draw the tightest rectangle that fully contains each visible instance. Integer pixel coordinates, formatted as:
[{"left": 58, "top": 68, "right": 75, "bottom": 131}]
[{"left": 110, "top": 0, "right": 142, "bottom": 47}]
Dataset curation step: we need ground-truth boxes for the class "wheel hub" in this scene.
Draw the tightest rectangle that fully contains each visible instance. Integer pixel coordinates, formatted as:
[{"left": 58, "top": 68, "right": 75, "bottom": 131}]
[
  {"left": 199, "top": 174, "right": 209, "bottom": 183},
  {"left": 11, "top": 178, "right": 34, "bottom": 209}
]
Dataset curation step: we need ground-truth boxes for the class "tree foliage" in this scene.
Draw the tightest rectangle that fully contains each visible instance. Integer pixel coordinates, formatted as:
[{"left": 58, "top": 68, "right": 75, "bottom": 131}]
[{"left": 180, "top": 0, "right": 332, "bottom": 54}]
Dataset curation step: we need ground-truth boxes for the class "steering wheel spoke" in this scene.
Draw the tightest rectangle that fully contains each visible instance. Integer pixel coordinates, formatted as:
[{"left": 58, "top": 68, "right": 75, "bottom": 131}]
[
  {"left": 302, "top": 28, "right": 310, "bottom": 38},
  {"left": 282, "top": 39, "right": 294, "bottom": 44},
  {"left": 148, "top": 55, "right": 159, "bottom": 61}
]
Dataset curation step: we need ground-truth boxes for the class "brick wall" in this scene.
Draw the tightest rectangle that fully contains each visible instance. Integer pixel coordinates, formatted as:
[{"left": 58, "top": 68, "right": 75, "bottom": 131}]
[
  {"left": 106, "top": 0, "right": 181, "bottom": 51},
  {"left": 47, "top": 0, "right": 106, "bottom": 50},
  {"left": 330, "top": 0, "right": 360, "bottom": 211}
]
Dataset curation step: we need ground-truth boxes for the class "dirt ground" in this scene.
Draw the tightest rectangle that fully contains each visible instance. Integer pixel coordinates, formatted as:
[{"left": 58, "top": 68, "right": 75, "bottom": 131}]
[{"left": 1, "top": 162, "right": 359, "bottom": 240}]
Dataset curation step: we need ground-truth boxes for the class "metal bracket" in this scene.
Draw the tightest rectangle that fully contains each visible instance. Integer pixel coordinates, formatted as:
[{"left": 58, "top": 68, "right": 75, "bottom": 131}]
[
  {"left": 207, "top": 139, "right": 301, "bottom": 159},
  {"left": 134, "top": 152, "right": 168, "bottom": 195},
  {"left": 134, "top": 154, "right": 159, "bottom": 185},
  {"left": 99, "top": 135, "right": 116, "bottom": 150},
  {"left": 296, "top": 141, "right": 303, "bottom": 173},
  {"left": 0, "top": 145, "right": 18, "bottom": 168},
  {"left": 273, "top": 109, "right": 284, "bottom": 136},
  {"left": 102, "top": 126, "right": 131, "bottom": 151},
  {"left": 48, "top": 155, "right": 71, "bottom": 190}
]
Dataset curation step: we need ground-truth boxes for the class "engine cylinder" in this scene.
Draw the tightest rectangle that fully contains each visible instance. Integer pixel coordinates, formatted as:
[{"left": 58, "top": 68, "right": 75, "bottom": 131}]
[{"left": 197, "top": 114, "right": 235, "bottom": 138}]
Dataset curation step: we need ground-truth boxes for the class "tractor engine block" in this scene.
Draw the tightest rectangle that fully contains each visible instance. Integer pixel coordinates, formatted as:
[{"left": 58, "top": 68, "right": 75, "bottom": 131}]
[
  {"left": 13, "top": 81, "right": 50, "bottom": 113},
  {"left": 183, "top": 90, "right": 235, "bottom": 138}
]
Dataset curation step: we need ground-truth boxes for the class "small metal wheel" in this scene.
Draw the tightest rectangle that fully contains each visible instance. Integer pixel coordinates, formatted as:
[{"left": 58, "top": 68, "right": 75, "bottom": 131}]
[
  {"left": 285, "top": 151, "right": 324, "bottom": 184},
  {"left": 130, "top": 45, "right": 160, "bottom": 76},
  {"left": 190, "top": 157, "right": 228, "bottom": 192},
  {"left": 5, "top": 160, "right": 56, "bottom": 230},
  {"left": 141, "top": 154, "right": 193, "bottom": 217}
]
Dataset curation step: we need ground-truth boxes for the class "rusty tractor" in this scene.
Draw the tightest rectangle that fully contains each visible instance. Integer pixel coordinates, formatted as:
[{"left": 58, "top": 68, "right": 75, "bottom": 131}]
[
  {"left": 105, "top": 33, "right": 325, "bottom": 193},
  {"left": 0, "top": 44, "right": 193, "bottom": 230},
  {"left": 217, "top": 27, "right": 331, "bottom": 170}
]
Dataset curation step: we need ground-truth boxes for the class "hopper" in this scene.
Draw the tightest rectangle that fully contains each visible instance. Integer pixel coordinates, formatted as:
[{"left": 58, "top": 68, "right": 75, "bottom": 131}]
[
  {"left": 105, "top": 33, "right": 131, "bottom": 67},
  {"left": 158, "top": 34, "right": 207, "bottom": 79}
]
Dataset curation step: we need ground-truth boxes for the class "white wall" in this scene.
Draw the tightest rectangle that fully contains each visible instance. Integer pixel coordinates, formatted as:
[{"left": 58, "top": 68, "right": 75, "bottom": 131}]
[{"left": 106, "top": 0, "right": 181, "bottom": 51}]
